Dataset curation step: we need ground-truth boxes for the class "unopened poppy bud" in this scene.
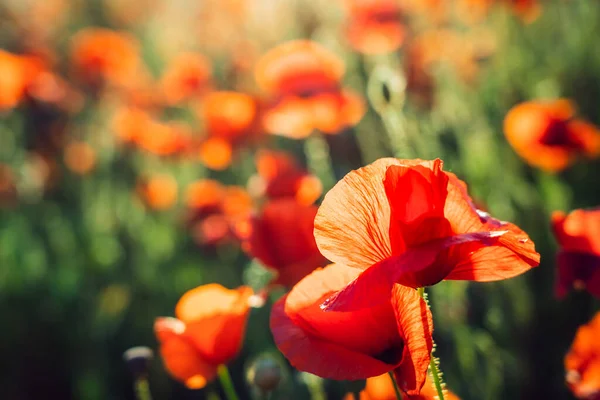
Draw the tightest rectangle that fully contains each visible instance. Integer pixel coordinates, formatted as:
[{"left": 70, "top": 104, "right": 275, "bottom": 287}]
[
  {"left": 248, "top": 358, "right": 282, "bottom": 393},
  {"left": 123, "top": 346, "right": 153, "bottom": 379}
]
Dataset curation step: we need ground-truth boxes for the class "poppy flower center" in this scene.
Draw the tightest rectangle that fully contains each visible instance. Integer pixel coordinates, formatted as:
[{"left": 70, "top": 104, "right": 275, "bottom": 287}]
[{"left": 539, "top": 118, "right": 584, "bottom": 150}]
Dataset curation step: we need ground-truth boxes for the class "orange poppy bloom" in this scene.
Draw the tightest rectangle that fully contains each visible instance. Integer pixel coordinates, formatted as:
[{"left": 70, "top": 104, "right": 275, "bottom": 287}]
[
  {"left": 552, "top": 208, "right": 600, "bottom": 298},
  {"left": 314, "top": 158, "right": 539, "bottom": 311},
  {"left": 155, "top": 284, "right": 252, "bottom": 389},
  {"left": 252, "top": 149, "right": 322, "bottom": 205},
  {"left": 0, "top": 50, "right": 33, "bottom": 110},
  {"left": 503, "top": 99, "right": 600, "bottom": 172},
  {"left": 137, "top": 175, "right": 178, "bottom": 210},
  {"left": 242, "top": 199, "right": 327, "bottom": 287},
  {"left": 112, "top": 106, "right": 153, "bottom": 144},
  {"left": 255, "top": 40, "right": 365, "bottom": 138},
  {"left": 161, "top": 53, "right": 212, "bottom": 105},
  {"left": 343, "top": 373, "right": 460, "bottom": 399},
  {"left": 0, "top": 50, "right": 70, "bottom": 111},
  {"left": 270, "top": 263, "right": 433, "bottom": 394},
  {"left": 342, "top": 0, "right": 406, "bottom": 55},
  {"left": 565, "top": 312, "right": 600, "bottom": 399},
  {"left": 185, "top": 179, "right": 253, "bottom": 246},
  {"left": 135, "top": 120, "right": 193, "bottom": 156},
  {"left": 70, "top": 28, "right": 141, "bottom": 89},
  {"left": 197, "top": 91, "right": 259, "bottom": 170}
]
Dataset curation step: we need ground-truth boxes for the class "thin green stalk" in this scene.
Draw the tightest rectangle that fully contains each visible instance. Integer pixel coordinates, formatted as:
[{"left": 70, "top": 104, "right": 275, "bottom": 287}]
[
  {"left": 417, "top": 287, "right": 446, "bottom": 400},
  {"left": 388, "top": 371, "right": 403, "bottom": 400},
  {"left": 134, "top": 378, "right": 153, "bottom": 400},
  {"left": 217, "top": 365, "right": 240, "bottom": 400}
]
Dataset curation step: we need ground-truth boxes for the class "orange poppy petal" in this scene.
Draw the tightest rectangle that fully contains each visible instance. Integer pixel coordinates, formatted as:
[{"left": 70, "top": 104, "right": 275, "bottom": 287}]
[
  {"left": 262, "top": 98, "right": 316, "bottom": 138},
  {"left": 175, "top": 284, "right": 252, "bottom": 324},
  {"left": 391, "top": 284, "right": 432, "bottom": 395},
  {"left": 154, "top": 317, "right": 217, "bottom": 389},
  {"left": 314, "top": 158, "right": 438, "bottom": 270}
]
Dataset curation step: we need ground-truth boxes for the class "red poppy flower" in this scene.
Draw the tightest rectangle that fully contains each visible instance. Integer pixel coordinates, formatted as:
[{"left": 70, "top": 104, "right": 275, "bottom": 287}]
[
  {"left": 270, "top": 263, "right": 433, "bottom": 394},
  {"left": 242, "top": 199, "right": 327, "bottom": 287},
  {"left": 342, "top": 0, "right": 406, "bottom": 55},
  {"left": 552, "top": 208, "right": 600, "bottom": 298},
  {"left": 504, "top": 99, "right": 600, "bottom": 172},
  {"left": 161, "top": 52, "right": 212, "bottom": 105},
  {"left": 255, "top": 40, "right": 365, "bottom": 138},
  {"left": 70, "top": 28, "right": 141, "bottom": 89},
  {"left": 565, "top": 312, "right": 600, "bottom": 399},
  {"left": 343, "top": 373, "right": 461, "bottom": 399},
  {"left": 196, "top": 91, "right": 259, "bottom": 170},
  {"left": 185, "top": 179, "right": 253, "bottom": 246},
  {"left": 314, "top": 158, "right": 539, "bottom": 311},
  {"left": 252, "top": 150, "right": 322, "bottom": 205},
  {"left": 155, "top": 284, "right": 252, "bottom": 389}
]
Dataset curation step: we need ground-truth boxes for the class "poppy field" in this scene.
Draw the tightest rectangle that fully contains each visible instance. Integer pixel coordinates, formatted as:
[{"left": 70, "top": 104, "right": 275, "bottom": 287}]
[{"left": 2, "top": 0, "right": 600, "bottom": 399}]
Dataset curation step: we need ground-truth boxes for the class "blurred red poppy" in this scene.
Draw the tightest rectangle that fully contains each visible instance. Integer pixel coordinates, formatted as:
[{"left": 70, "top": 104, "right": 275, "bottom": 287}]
[
  {"left": 252, "top": 149, "right": 322, "bottom": 205},
  {"left": 255, "top": 40, "right": 365, "bottom": 138},
  {"left": 343, "top": 373, "right": 461, "bottom": 399},
  {"left": 270, "top": 263, "right": 432, "bottom": 394},
  {"left": 552, "top": 208, "right": 600, "bottom": 298},
  {"left": 197, "top": 91, "right": 259, "bottom": 170},
  {"left": 242, "top": 199, "right": 327, "bottom": 287},
  {"left": 504, "top": 99, "right": 600, "bottom": 172},
  {"left": 161, "top": 53, "right": 212, "bottom": 105},
  {"left": 186, "top": 179, "right": 253, "bottom": 246},
  {"left": 315, "top": 158, "right": 539, "bottom": 311},
  {"left": 155, "top": 284, "right": 252, "bottom": 389},
  {"left": 342, "top": 0, "right": 406, "bottom": 55},
  {"left": 565, "top": 312, "right": 600, "bottom": 399},
  {"left": 70, "top": 28, "right": 142, "bottom": 89}
]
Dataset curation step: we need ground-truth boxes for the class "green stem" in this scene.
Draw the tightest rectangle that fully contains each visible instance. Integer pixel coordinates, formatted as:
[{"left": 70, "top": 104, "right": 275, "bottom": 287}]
[
  {"left": 134, "top": 378, "right": 153, "bottom": 400},
  {"left": 388, "top": 371, "right": 403, "bottom": 400},
  {"left": 417, "top": 287, "right": 445, "bottom": 400},
  {"left": 217, "top": 365, "right": 240, "bottom": 400}
]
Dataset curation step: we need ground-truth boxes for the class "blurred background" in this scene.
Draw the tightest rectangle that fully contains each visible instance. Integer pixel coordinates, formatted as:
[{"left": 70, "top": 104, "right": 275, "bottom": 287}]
[{"left": 1, "top": 0, "right": 600, "bottom": 399}]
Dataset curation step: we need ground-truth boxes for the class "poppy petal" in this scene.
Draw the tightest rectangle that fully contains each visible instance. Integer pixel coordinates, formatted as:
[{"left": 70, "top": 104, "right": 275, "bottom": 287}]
[
  {"left": 271, "top": 297, "right": 399, "bottom": 380},
  {"left": 315, "top": 158, "right": 439, "bottom": 270},
  {"left": 322, "top": 231, "right": 507, "bottom": 312},
  {"left": 391, "top": 285, "right": 433, "bottom": 395},
  {"left": 287, "top": 264, "right": 401, "bottom": 357}
]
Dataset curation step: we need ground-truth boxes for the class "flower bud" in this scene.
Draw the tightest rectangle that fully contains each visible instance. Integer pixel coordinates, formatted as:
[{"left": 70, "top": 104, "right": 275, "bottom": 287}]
[
  {"left": 123, "top": 346, "right": 153, "bottom": 379},
  {"left": 248, "top": 357, "right": 282, "bottom": 393}
]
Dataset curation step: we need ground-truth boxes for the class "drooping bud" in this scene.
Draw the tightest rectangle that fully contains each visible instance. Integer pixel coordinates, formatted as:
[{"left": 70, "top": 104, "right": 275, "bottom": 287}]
[
  {"left": 123, "top": 346, "right": 154, "bottom": 379},
  {"left": 247, "top": 357, "right": 282, "bottom": 393}
]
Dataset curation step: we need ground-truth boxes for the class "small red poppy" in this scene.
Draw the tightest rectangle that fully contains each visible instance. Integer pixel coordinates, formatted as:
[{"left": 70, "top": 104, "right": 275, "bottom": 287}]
[
  {"left": 504, "top": 99, "right": 600, "bottom": 172},
  {"left": 552, "top": 208, "right": 600, "bottom": 298},
  {"left": 242, "top": 199, "right": 327, "bottom": 287},
  {"left": 252, "top": 149, "right": 322, "bottom": 205},
  {"left": 342, "top": 0, "right": 406, "bottom": 55},
  {"left": 155, "top": 284, "right": 252, "bottom": 389},
  {"left": 565, "top": 312, "right": 600, "bottom": 399}
]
